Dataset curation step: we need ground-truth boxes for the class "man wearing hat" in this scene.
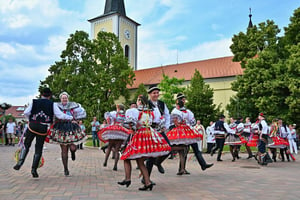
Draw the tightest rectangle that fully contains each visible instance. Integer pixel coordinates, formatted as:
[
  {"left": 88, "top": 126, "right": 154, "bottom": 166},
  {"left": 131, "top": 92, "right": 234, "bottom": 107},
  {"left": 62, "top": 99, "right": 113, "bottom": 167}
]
[
  {"left": 257, "top": 113, "right": 272, "bottom": 165},
  {"left": 13, "top": 88, "right": 74, "bottom": 178},
  {"left": 145, "top": 85, "right": 171, "bottom": 178},
  {"left": 211, "top": 114, "right": 234, "bottom": 161}
]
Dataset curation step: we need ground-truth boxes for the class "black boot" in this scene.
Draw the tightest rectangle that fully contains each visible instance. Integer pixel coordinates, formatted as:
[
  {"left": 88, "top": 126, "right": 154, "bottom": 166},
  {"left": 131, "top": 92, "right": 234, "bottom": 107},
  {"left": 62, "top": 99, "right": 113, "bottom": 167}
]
[
  {"left": 280, "top": 149, "right": 285, "bottom": 162},
  {"left": 13, "top": 148, "right": 29, "bottom": 170},
  {"left": 217, "top": 151, "right": 223, "bottom": 161},
  {"left": 31, "top": 154, "right": 41, "bottom": 178},
  {"left": 195, "top": 150, "right": 214, "bottom": 170},
  {"left": 154, "top": 154, "right": 168, "bottom": 174}
]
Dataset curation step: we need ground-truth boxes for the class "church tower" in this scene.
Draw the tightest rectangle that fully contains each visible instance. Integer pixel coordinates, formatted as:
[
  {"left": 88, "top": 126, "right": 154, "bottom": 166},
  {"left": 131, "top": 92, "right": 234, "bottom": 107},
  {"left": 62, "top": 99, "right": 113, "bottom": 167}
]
[{"left": 88, "top": 0, "right": 140, "bottom": 70}]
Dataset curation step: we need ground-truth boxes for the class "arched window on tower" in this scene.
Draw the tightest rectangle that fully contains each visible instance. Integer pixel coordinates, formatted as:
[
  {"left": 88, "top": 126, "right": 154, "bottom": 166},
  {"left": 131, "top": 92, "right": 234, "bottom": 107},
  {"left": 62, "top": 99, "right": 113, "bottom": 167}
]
[{"left": 125, "top": 45, "right": 130, "bottom": 63}]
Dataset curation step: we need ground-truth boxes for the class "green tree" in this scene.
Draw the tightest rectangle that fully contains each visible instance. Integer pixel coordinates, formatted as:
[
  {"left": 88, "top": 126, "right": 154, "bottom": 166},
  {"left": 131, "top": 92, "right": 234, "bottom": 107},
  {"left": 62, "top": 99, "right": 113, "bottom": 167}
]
[
  {"left": 132, "top": 83, "right": 148, "bottom": 103},
  {"left": 185, "top": 70, "right": 222, "bottom": 127},
  {"left": 41, "top": 31, "right": 135, "bottom": 130},
  {"left": 227, "top": 7, "right": 300, "bottom": 125},
  {"left": 158, "top": 74, "right": 185, "bottom": 110}
]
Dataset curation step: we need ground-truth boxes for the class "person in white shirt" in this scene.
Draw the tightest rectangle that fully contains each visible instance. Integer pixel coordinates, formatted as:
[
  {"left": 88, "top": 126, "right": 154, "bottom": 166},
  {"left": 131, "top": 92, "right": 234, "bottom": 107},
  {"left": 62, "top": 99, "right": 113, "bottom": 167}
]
[
  {"left": 13, "top": 88, "right": 73, "bottom": 178},
  {"left": 288, "top": 124, "right": 297, "bottom": 154},
  {"left": 6, "top": 118, "right": 16, "bottom": 146},
  {"left": 205, "top": 121, "right": 215, "bottom": 153}
]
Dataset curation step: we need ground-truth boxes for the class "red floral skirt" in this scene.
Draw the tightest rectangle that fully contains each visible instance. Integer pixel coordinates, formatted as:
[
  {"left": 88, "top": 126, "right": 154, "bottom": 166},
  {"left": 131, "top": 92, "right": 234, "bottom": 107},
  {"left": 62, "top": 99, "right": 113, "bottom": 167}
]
[
  {"left": 166, "top": 124, "right": 202, "bottom": 145},
  {"left": 97, "top": 125, "right": 130, "bottom": 142},
  {"left": 247, "top": 133, "right": 259, "bottom": 147},
  {"left": 267, "top": 136, "right": 289, "bottom": 148},
  {"left": 121, "top": 127, "right": 171, "bottom": 160}
]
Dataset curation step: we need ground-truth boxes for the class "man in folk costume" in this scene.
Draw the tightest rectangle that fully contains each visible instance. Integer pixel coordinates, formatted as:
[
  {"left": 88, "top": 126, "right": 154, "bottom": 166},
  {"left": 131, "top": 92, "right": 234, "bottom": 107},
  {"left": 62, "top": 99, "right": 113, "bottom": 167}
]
[
  {"left": 13, "top": 88, "right": 73, "bottom": 178},
  {"left": 145, "top": 85, "right": 171, "bottom": 180},
  {"left": 257, "top": 113, "right": 273, "bottom": 165},
  {"left": 211, "top": 115, "right": 234, "bottom": 161}
]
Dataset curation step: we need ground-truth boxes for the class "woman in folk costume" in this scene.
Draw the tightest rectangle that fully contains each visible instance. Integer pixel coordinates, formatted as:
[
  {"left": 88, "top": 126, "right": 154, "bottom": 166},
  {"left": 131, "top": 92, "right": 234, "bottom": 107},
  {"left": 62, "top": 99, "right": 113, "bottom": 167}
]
[
  {"left": 47, "top": 92, "right": 87, "bottom": 176},
  {"left": 97, "top": 104, "right": 131, "bottom": 171},
  {"left": 167, "top": 93, "right": 212, "bottom": 175},
  {"left": 225, "top": 117, "right": 247, "bottom": 162},
  {"left": 247, "top": 119, "right": 260, "bottom": 148},
  {"left": 118, "top": 95, "right": 171, "bottom": 191},
  {"left": 267, "top": 119, "right": 288, "bottom": 162}
]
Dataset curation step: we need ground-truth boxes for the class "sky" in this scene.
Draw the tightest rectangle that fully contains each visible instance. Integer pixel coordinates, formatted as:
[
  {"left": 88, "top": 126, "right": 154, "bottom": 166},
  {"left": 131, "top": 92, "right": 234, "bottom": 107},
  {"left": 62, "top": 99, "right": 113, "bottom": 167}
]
[{"left": 0, "top": 0, "right": 299, "bottom": 106}]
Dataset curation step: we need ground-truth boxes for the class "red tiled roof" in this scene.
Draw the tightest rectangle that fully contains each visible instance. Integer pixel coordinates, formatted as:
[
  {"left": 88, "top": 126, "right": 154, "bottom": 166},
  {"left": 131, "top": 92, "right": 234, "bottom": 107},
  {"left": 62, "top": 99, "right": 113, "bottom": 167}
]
[
  {"left": 129, "top": 56, "right": 243, "bottom": 89},
  {"left": 4, "top": 106, "right": 26, "bottom": 119}
]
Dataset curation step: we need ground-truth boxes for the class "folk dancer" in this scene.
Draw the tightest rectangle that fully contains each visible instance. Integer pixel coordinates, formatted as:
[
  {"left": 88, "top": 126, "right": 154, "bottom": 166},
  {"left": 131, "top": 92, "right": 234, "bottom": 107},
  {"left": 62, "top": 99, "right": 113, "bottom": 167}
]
[
  {"left": 98, "top": 104, "right": 131, "bottom": 171},
  {"left": 210, "top": 115, "right": 234, "bottom": 161},
  {"left": 146, "top": 85, "right": 171, "bottom": 177},
  {"left": 243, "top": 117, "right": 254, "bottom": 159},
  {"left": 47, "top": 92, "right": 87, "bottom": 176},
  {"left": 118, "top": 95, "right": 171, "bottom": 191},
  {"left": 13, "top": 88, "right": 73, "bottom": 178},
  {"left": 256, "top": 113, "right": 273, "bottom": 165},
  {"left": 167, "top": 93, "right": 213, "bottom": 175}
]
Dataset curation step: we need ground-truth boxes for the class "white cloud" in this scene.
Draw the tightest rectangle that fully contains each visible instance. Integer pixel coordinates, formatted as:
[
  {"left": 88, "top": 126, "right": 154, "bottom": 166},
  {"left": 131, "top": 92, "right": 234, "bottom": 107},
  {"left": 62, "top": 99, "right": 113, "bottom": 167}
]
[
  {"left": 4, "top": 14, "right": 31, "bottom": 28},
  {"left": 0, "top": 42, "right": 16, "bottom": 58},
  {"left": 138, "top": 38, "right": 233, "bottom": 69}
]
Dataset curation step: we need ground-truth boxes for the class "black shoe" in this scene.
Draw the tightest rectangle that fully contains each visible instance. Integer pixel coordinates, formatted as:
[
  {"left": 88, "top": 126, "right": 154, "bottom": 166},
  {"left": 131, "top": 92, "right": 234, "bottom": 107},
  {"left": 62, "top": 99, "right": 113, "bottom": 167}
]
[
  {"left": 247, "top": 155, "right": 254, "bottom": 159},
  {"left": 71, "top": 151, "right": 76, "bottom": 161},
  {"left": 100, "top": 146, "right": 106, "bottom": 153},
  {"left": 202, "top": 163, "right": 213, "bottom": 171},
  {"left": 210, "top": 151, "right": 214, "bottom": 157},
  {"left": 141, "top": 179, "right": 156, "bottom": 185},
  {"left": 113, "top": 166, "right": 117, "bottom": 171},
  {"left": 139, "top": 183, "right": 154, "bottom": 191},
  {"left": 217, "top": 159, "right": 223, "bottom": 162},
  {"left": 183, "top": 170, "right": 190, "bottom": 175},
  {"left": 118, "top": 180, "right": 131, "bottom": 187},
  {"left": 232, "top": 158, "right": 236, "bottom": 162},
  {"left": 64, "top": 169, "right": 70, "bottom": 176},
  {"left": 156, "top": 164, "right": 165, "bottom": 174},
  {"left": 13, "top": 164, "right": 21, "bottom": 170},
  {"left": 31, "top": 169, "right": 39, "bottom": 178},
  {"left": 103, "top": 162, "right": 107, "bottom": 167},
  {"left": 176, "top": 171, "right": 184, "bottom": 176}
]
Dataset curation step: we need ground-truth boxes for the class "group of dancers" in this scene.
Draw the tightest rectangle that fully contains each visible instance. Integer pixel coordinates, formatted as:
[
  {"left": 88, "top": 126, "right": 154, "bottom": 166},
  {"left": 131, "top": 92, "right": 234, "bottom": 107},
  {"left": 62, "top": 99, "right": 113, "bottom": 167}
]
[
  {"left": 98, "top": 85, "right": 213, "bottom": 191},
  {"left": 12, "top": 86, "right": 297, "bottom": 191},
  {"left": 208, "top": 113, "right": 297, "bottom": 166}
]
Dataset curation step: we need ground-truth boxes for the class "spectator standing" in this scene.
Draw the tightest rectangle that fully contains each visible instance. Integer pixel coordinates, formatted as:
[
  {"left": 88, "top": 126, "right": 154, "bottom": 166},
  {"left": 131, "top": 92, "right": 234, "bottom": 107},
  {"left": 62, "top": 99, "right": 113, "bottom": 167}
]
[
  {"left": 77, "top": 120, "right": 86, "bottom": 149},
  {"left": 205, "top": 121, "right": 215, "bottom": 153},
  {"left": 6, "top": 118, "right": 16, "bottom": 146},
  {"left": 0, "top": 120, "right": 4, "bottom": 145},
  {"left": 91, "top": 117, "right": 100, "bottom": 147}
]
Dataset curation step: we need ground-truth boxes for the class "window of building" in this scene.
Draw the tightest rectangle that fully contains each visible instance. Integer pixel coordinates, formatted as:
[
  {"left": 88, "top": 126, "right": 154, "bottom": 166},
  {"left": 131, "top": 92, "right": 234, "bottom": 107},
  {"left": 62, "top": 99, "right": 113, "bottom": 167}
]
[{"left": 125, "top": 45, "right": 130, "bottom": 62}]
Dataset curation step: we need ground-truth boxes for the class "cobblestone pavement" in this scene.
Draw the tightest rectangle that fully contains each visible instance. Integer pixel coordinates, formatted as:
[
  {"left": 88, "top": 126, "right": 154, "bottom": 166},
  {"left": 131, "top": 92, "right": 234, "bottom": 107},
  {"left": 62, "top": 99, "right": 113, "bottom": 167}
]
[{"left": 0, "top": 143, "right": 299, "bottom": 200}]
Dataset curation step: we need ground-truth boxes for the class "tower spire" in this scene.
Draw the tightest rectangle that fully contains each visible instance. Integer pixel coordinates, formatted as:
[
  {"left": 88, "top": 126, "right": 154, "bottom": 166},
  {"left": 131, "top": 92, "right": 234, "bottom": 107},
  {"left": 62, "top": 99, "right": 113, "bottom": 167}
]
[
  {"left": 248, "top": 8, "right": 253, "bottom": 29},
  {"left": 104, "top": 0, "right": 126, "bottom": 16}
]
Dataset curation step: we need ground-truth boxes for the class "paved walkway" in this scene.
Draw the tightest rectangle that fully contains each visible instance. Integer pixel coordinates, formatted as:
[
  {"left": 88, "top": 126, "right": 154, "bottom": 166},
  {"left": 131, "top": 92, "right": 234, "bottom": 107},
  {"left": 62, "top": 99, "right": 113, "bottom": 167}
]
[{"left": 0, "top": 143, "right": 299, "bottom": 200}]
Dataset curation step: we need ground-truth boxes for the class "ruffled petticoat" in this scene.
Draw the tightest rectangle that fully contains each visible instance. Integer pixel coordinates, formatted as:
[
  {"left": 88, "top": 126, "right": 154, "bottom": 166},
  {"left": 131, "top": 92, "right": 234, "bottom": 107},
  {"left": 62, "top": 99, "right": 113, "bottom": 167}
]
[
  {"left": 97, "top": 124, "right": 130, "bottom": 142},
  {"left": 121, "top": 127, "right": 171, "bottom": 160},
  {"left": 225, "top": 134, "right": 247, "bottom": 145},
  {"left": 267, "top": 136, "right": 289, "bottom": 148},
  {"left": 166, "top": 124, "right": 202, "bottom": 145},
  {"left": 47, "top": 121, "right": 87, "bottom": 145}
]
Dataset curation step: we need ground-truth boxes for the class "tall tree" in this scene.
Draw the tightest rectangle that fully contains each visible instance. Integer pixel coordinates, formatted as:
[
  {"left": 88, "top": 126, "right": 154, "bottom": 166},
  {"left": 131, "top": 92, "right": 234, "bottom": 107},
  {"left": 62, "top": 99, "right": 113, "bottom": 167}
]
[
  {"left": 227, "top": 7, "right": 300, "bottom": 125},
  {"left": 132, "top": 83, "right": 148, "bottom": 103},
  {"left": 158, "top": 74, "right": 185, "bottom": 110},
  {"left": 185, "top": 70, "right": 222, "bottom": 127},
  {"left": 41, "top": 30, "right": 135, "bottom": 128}
]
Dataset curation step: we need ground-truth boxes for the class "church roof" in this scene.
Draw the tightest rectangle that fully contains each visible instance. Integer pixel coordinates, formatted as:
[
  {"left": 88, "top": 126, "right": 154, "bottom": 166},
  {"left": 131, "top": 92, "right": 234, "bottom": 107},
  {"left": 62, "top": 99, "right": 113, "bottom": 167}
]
[
  {"left": 104, "top": 0, "right": 126, "bottom": 16},
  {"left": 129, "top": 56, "right": 243, "bottom": 89}
]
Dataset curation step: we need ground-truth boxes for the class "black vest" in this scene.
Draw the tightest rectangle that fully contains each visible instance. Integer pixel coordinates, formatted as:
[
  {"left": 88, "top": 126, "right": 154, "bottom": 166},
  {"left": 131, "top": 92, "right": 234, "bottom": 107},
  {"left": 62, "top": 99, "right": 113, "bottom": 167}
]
[
  {"left": 149, "top": 100, "right": 165, "bottom": 116},
  {"left": 215, "top": 120, "right": 226, "bottom": 132},
  {"left": 29, "top": 99, "right": 54, "bottom": 123}
]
